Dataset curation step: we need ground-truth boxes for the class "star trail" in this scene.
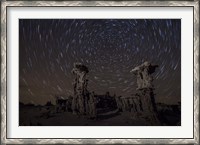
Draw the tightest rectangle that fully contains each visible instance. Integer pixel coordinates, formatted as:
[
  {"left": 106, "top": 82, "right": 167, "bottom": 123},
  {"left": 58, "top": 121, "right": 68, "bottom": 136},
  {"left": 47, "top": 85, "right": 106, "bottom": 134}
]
[{"left": 19, "top": 19, "right": 181, "bottom": 105}]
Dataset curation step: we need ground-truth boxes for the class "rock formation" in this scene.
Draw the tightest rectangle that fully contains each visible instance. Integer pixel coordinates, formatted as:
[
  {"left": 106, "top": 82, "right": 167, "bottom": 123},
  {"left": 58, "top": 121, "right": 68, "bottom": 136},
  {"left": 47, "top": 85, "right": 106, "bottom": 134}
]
[
  {"left": 55, "top": 96, "right": 71, "bottom": 113},
  {"left": 115, "top": 96, "right": 123, "bottom": 111},
  {"left": 119, "top": 96, "right": 141, "bottom": 114},
  {"left": 130, "top": 61, "right": 160, "bottom": 125},
  {"left": 71, "top": 63, "right": 96, "bottom": 118},
  {"left": 88, "top": 92, "right": 97, "bottom": 118},
  {"left": 130, "top": 61, "right": 158, "bottom": 90}
]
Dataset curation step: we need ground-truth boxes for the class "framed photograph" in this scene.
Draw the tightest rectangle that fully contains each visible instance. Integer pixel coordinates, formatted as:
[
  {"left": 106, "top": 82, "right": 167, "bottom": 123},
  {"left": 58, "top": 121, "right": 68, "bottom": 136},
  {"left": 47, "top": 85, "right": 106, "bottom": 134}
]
[{"left": 1, "top": 0, "right": 199, "bottom": 144}]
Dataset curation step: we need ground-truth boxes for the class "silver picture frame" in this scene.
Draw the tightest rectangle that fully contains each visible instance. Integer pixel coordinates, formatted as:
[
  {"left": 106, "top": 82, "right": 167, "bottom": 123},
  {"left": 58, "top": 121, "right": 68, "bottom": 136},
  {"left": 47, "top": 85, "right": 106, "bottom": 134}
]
[{"left": 1, "top": 0, "right": 199, "bottom": 144}]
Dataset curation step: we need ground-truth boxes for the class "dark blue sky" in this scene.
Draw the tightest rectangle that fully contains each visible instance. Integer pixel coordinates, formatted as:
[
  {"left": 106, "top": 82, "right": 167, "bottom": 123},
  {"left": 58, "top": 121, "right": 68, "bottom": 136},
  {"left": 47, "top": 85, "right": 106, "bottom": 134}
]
[{"left": 19, "top": 19, "right": 181, "bottom": 105}]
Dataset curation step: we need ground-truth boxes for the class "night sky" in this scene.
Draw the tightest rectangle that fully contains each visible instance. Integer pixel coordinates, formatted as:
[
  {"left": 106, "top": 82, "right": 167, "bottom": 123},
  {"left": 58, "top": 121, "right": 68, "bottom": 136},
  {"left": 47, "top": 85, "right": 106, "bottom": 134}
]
[{"left": 19, "top": 19, "right": 181, "bottom": 105}]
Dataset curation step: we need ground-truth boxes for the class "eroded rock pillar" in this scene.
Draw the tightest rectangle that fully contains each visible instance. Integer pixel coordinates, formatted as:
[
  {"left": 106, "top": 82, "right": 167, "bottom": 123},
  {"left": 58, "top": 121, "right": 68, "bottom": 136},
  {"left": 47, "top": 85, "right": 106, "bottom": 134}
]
[
  {"left": 72, "top": 63, "right": 89, "bottom": 115},
  {"left": 72, "top": 63, "right": 96, "bottom": 118},
  {"left": 130, "top": 61, "right": 160, "bottom": 125}
]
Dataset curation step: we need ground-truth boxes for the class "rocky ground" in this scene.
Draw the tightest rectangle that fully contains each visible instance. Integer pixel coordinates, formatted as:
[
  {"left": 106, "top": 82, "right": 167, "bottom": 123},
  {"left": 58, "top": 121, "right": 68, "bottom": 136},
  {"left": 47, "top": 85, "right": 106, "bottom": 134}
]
[{"left": 19, "top": 104, "right": 180, "bottom": 126}]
